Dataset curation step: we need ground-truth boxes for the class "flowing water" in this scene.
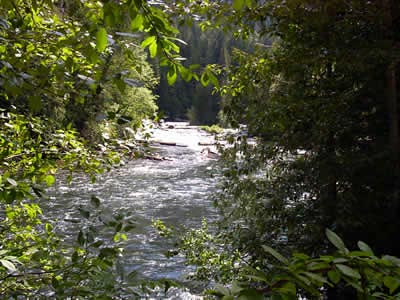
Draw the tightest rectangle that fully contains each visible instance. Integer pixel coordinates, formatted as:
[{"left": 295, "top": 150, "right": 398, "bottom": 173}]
[{"left": 44, "top": 122, "right": 221, "bottom": 298}]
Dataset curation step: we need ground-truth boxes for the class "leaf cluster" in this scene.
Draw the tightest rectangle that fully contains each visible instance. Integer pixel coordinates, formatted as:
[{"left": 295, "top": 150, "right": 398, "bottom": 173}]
[{"left": 210, "top": 230, "right": 400, "bottom": 300}]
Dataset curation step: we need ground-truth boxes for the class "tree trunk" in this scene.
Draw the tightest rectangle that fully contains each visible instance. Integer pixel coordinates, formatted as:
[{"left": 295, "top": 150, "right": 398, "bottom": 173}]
[
  {"left": 383, "top": 0, "right": 400, "bottom": 221},
  {"left": 386, "top": 63, "right": 399, "bottom": 202}
]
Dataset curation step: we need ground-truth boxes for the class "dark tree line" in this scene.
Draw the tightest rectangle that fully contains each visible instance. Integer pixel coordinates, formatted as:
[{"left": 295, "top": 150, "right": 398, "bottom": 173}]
[{"left": 156, "top": 24, "right": 249, "bottom": 124}]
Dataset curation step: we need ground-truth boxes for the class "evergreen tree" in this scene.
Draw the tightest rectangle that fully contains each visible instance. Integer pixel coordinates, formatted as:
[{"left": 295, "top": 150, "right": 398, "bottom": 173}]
[{"left": 157, "top": 24, "right": 247, "bottom": 124}]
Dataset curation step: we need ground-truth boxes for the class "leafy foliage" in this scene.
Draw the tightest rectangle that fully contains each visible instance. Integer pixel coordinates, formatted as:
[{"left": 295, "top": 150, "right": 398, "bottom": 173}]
[
  {"left": 0, "top": 0, "right": 189, "bottom": 141},
  {"left": 0, "top": 0, "right": 190, "bottom": 298},
  {"left": 0, "top": 110, "right": 131, "bottom": 297},
  {"left": 157, "top": 0, "right": 400, "bottom": 299},
  {"left": 182, "top": 0, "right": 400, "bottom": 259},
  {"left": 209, "top": 230, "right": 400, "bottom": 300}
]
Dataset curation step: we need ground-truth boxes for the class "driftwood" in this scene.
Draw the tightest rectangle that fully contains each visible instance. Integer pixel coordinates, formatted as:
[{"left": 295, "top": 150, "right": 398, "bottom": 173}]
[
  {"left": 198, "top": 142, "right": 215, "bottom": 146},
  {"left": 156, "top": 141, "right": 188, "bottom": 147},
  {"left": 143, "top": 155, "right": 173, "bottom": 161}
]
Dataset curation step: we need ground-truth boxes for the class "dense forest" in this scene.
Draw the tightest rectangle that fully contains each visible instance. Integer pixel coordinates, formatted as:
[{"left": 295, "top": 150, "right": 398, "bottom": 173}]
[
  {"left": 1, "top": 0, "right": 400, "bottom": 299},
  {"left": 156, "top": 25, "right": 249, "bottom": 125}
]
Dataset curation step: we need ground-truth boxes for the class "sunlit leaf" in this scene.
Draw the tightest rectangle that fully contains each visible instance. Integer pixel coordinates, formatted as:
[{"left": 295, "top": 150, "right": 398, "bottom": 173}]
[
  {"left": 96, "top": 27, "right": 108, "bottom": 52},
  {"left": 141, "top": 35, "right": 156, "bottom": 48},
  {"left": 200, "top": 72, "right": 210, "bottom": 87},
  {"left": 178, "top": 65, "right": 192, "bottom": 82},
  {"left": 0, "top": 259, "right": 16, "bottom": 272},
  {"left": 149, "top": 41, "right": 158, "bottom": 58},
  {"left": 167, "top": 66, "right": 177, "bottom": 85},
  {"left": 131, "top": 14, "right": 144, "bottom": 31},
  {"left": 6, "top": 178, "right": 17, "bottom": 187},
  {"left": 45, "top": 223, "right": 53, "bottom": 234},
  {"left": 44, "top": 175, "right": 55, "bottom": 187}
]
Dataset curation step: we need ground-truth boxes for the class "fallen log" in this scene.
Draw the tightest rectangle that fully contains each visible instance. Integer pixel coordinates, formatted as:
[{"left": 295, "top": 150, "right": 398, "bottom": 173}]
[
  {"left": 198, "top": 142, "right": 215, "bottom": 146},
  {"left": 143, "top": 155, "right": 173, "bottom": 161},
  {"left": 156, "top": 141, "right": 188, "bottom": 147}
]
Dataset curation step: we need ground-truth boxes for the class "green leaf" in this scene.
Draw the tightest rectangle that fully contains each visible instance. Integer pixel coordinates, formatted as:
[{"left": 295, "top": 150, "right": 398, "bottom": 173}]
[
  {"left": 382, "top": 255, "right": 400, "bottom": 267},
  {"left": 45, "top": 223, "right": 53, "bottom": 234},
  {"left": 207, "top": 70, "right": 220, "bottom": 88},
  {"left": 178, "top": 65, "right": 192, "bottom": 82},
  {"left": 131, "top": 14, "right": 144, "bottom": 31},
  {"left": 279, "top": 282, "right": 296, "bottom": 294},
  {"left": 167, "top": 65, "right": 177, "bottom": 85},
  {"left": 189, "top": 64, "right": 201, "bottom": 70},
  {"left": 213, "top": 284, "right": 230, "bottom": 296},
  {"left": 149, "top": 41, "right": 158, "bottom": 58},
  {"left": 231, "top": 281, "right": 244, "bottom": 294},
  {"left": 28, "top": 95, "right": 42, "bottom": 112},
  {"left": 383, "top": 276, "right": 400, "bottom": 294},
  {"left": 0, "top": 259, "right": 16, "bottom": 272},
  {"left": 326, "top": 229, "right": 347, "bottom": 252},
  {"left": 336, "top": 264, "right": 361, "bottom": 279},
  {"left": 44, "top": 175, "right": 55, "bottom": 187},
  {"left": 6, "top": 178, "right": 17, "bottom": 187},
  {"left": 301, "top": 271, "right": 329, "bottom": 285},
  {"left": 141, "top": 36, "right": 156, "bottom": 48},
  {"left": 357, "top": 241, "right": 373, "bottom": 255},
  {"left": 113, "top": 233, "right": 121, "bottom": 242},
  {"left": 245, "top": 0, "right": 253, "bottom": 7},
  {"left": 306, "top": 261, "right": 330, "bottom": 271},
  {"left": 99, "top": 248, "right": 118, "bottom": 258},
  {"left": 233, "top": 0, "right": 245, "bottom": 11},
  {"left": 332, "top": 258, "right": 348, "bottom": 263},
  {"left": 238, "top": 289, "right": 264, "bottom": 300},
  {"left": 96, "top": 27, "right": 108, "bottom": 52},
  {"left": 328, "top": 270, "right": 341, "bottom": 284},
  {"left": 262, "top": 245, "right": 288, "bottom": 264},
  {"left": 200, "top": 72, "right": 210, "bottom": 87}
]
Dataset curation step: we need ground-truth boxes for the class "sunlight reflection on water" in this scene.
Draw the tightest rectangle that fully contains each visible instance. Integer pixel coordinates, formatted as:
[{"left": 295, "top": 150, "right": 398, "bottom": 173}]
[{"left": 45, "top": 122, "right": 221, "bottom": 298}]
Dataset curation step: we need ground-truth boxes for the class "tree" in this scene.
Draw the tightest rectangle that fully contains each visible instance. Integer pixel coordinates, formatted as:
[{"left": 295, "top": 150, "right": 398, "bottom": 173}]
[
  {"left": 0, "top": 0, "right": 186, "bottom": 297},
  {"left": 162, "top": 0, "right": 400, "bottom": 298},
  {"left": 156, "top": 23, "right": 250, "bottom": 124}
]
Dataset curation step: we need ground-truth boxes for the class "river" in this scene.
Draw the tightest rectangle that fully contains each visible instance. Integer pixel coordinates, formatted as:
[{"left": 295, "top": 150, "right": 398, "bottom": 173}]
[{"left": 44, "top": 122, "right": 221, "bottom": 299}]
